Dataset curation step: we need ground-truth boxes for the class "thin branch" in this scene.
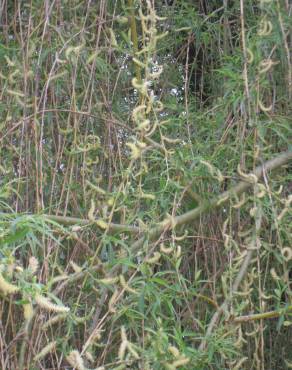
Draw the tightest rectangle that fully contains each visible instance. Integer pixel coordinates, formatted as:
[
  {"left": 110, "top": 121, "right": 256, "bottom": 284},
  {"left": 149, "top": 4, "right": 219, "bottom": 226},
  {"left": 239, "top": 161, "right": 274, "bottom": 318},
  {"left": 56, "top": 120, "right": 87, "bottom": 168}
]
[
  {"left": 44, "top": 214, "right": 142, "bottom": 234},
  {"left": 232, "top": 305, "right": 292, "bottom": 324},
  {"left": 128, "top": 0, "right": 141, "bottom": 82}
]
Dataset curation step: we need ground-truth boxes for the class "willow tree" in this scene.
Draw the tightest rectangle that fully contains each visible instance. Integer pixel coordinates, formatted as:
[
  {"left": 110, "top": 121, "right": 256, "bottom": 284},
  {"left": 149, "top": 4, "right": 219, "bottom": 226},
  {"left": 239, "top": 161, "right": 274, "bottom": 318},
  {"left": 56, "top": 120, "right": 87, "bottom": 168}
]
[{"left": 0, "top": 0, "right": 291, "bottom": 369}]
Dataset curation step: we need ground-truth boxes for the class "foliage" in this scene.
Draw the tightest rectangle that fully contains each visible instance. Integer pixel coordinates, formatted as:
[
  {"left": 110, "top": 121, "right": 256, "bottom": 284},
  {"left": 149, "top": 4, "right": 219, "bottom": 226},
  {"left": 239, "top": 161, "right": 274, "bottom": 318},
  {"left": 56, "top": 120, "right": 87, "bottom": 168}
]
[{"left": 0, "top": 0, "right": 291, "bottom": 369}]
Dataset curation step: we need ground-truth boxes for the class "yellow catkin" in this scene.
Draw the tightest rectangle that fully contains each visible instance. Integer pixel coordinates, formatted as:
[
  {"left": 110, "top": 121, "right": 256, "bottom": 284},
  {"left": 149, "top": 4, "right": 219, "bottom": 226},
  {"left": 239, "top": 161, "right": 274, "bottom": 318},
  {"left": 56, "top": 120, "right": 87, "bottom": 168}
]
[
  {"left": 41, "top": 313, "right": 67, "bottom": 330},
  {"left": 168, "top": 346, "right": 180, "bottom": 357},
  {"left": 132, "top": 104, "right": 146, "bottom": 121},
  {"left": 0, "top": 272, "right": 19, "bottom": 295},
  {"left": 50, "top": 275, "right": 68, "bottom": 286},
  {"left": 246, "top": 48, "right": 254, "bottom": 64},
  {"left": 28, "top": 256, "right": 39, "bottom": 274},
  {"left": 108, "top": 290, "right": 119, "bottom": 313},
  {"left": 118, "top": 340, "right": 127, "bottom": 361},
  {"left": 86, "top": 51, "right": 98, "bottom": 65},
  {"left": 175, "top": 245, "right": 182, "bottom": 259},
  {"left": 86, "top": 180, "right": 106, "bottom": 195},
  {"left": 132, "top": 57, "right": 146, "bottom": 68},
  {"left": 256, "top": 184, "right": 266, "bottom": 198},
  {"left": 259, "top": 59, "right": 278, "bottom": 74},
  {"left": 167, "top": 356, "right": 190, "bottom": 370},
  {"left": 249, "top": 206, "right": 258, "bottom": 217},
  {"left": 171, "top": 357, "right": 190, "bottom": 368},
  {"left": 48, "top": 70, "right": 67, "bottom": 81},
  {"left": 23, "top": 302, "right": 34, "bottom": 321},
  {"left": 118, "top": 326, "right": 128, "bottom": 360},
  {"left": 232, "top": 194, "right": 246, "bottom": 209},
  {"left": 66, "top": 350, "right": 85, "bottom": 370},
  {"left": 258, "top": 20, "right": 273, "bottom": 36},
  {"left": 33, "top": 341, "right": 57, "bottom": 362},
  {"left": 217, "top": 195, "right": 229, "bottom": 205},
  {"left": 237, "top": 164, "right": 258, "bottom": 183},
  {"left": 131, "top": 78, "right": 148, "bottom": 96},
  {"left": 277, "top": 195, "right": 292, "bottom": 220},
  {"left": 109, "top": 28, "right": 118, "bottom": 47},
  {"left": 65, "top": 45, "right": 84, "bottom": 59},
  {"left": 160, "top": 243, "right": 173, "bottom": 254},
  {"left": 258, "top": 100, "right": 272, "bottom": 112},
  {"left": 284, "top": 359, "right": 292, "bottom": 368},
  {"left": 96, "top": 219, "right": 108, "bottom": 229},
  {"left": 233, "top": 357, "right": 248, "bottom": 370},
  {"left": 270, "top": 268, "right": 280, "bottom": 281},
  {"left": 201, "top": 160, "right": 220, "bottom": 180},
  {"left": 126, "top": 142, "right": 141, "bottom": 159},
  {"left": 70, "top": 261, "right": 82, "bottom": 273},
  {"left": 139, "top": 191, "right": 155, "bottom": 200},
  {"left": 88, "top": 199, "right": 96, "bottom": 221},
  {"left": 7, "top": 89, "right": 25, "bottom": 97},
  {"left": 275, "top": 185, "right": 283, "bottom": 195},
  {"left": 127, "top": 342, "right": 139, "bottom": 359},
  {"left": 85, "top": 351, "right": 94, "bottom": 363},
  {"left": 119, "top": 275, "right": 137, "bottom": 294},
  {"left": 116, "top": 16, "right": 128, "bottom": 24},
  {"left": 35, "top": 294, "right": 70, "bottom": 313},
  {"left": 98, "top": 277, "right": 119, "bottom": 285},
  {"left": 146, "top": 252, "right": 161, "bottom": 264},
  {"left": 5, "top": 55, "right": 15, "bottom": 66},
  {"left": 281, "top": 248, "right": 292, "bottom": 262}
]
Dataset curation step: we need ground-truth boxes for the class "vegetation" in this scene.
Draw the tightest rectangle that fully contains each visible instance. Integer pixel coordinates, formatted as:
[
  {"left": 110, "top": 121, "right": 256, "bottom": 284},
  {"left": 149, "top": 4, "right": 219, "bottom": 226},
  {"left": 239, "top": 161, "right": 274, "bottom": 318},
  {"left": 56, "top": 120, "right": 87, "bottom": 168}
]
[{"left": 0, "top": 0, "right": 291, "bottom": 369}]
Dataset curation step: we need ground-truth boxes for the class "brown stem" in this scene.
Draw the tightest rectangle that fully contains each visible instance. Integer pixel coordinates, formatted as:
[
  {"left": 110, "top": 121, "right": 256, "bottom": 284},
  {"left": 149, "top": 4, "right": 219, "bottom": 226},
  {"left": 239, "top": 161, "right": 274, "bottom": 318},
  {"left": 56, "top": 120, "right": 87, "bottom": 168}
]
[{"left": 128, "top": 0, "right": 141, "bottom": 82}]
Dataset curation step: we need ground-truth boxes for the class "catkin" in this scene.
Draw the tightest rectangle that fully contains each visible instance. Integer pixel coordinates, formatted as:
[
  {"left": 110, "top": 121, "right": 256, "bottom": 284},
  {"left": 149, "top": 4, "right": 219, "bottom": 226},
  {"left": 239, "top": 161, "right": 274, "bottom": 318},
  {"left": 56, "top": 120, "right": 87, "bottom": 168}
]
[
  {"left": 0, "top": 272, "right": 19, "bottom": 295},
  {"left": 66, "top": 350, "right": 85, "bottom": 370},
  {"left": 35, "top": 294, "right": 70, "bottom": 313},
  {"left": 34, "top": 341, "right": 57, "bottom": 362}
]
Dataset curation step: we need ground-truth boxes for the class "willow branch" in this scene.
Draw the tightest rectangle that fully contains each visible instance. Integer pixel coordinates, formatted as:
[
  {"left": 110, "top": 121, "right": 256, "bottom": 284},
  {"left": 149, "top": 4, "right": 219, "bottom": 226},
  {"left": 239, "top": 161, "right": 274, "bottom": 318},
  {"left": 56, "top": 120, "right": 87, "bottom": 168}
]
[
  {"left": 131, "top": 150, "right": 292, "bottom": 254},
  {"left": 1, "top": 152, "right": 290, "bottom": 241},
  {"left": 43, "top": 214, "right": 142, "bottom": 234},
  {"left": 232, "top": 305, "right": 292, "bottom": 324}
]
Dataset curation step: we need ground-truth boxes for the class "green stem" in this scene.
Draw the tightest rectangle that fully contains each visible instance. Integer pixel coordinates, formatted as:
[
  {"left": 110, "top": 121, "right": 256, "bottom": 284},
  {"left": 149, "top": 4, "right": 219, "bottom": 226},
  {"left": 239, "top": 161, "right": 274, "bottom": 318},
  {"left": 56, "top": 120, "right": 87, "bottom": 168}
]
[{"left": 233, "top": 306, "right": 292, "bottom": 323}]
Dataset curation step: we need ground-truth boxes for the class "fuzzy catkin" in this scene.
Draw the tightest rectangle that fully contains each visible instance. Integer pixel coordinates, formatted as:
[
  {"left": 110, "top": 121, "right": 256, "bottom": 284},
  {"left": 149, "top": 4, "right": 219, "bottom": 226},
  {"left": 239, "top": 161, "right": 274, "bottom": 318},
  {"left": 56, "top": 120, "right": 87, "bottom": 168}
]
[
  {"left": 0, "top": 272, "right": 19, "bottom": 295},
  {"left": 35, "top": 294, "right": 70, "bottom": 313}
]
